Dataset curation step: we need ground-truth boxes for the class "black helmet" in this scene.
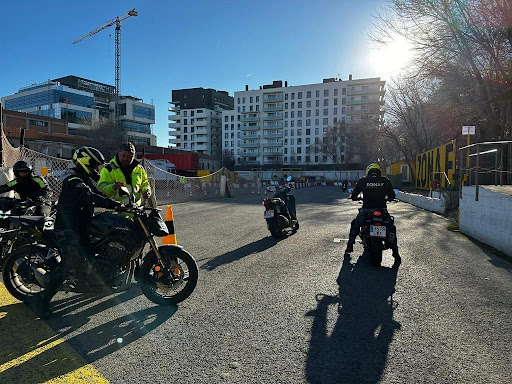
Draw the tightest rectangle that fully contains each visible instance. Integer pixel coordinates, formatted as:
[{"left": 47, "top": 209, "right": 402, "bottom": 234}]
[
  {"left": 13, "top": 160, "right": 33, "bottom": 178},
  {"left": 72, "top": 146, "right": 106, "bottom": 182}
]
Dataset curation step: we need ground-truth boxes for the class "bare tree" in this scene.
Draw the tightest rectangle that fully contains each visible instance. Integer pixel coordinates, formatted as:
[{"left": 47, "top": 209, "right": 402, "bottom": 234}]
[
  {"left": 221, "top": 149, "right": 235, "bottom": 170},
  {"left": 372, "top": 0, "right": 512, "bottom": 140},
  {"left": 79, "top": 117, "right": 128, "bottom": 158}
]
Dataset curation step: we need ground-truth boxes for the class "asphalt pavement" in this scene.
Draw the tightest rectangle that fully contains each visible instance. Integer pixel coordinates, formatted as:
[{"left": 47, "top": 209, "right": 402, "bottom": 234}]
[{"left": 1, "top": 186, "right": 511, "bottom": 383}]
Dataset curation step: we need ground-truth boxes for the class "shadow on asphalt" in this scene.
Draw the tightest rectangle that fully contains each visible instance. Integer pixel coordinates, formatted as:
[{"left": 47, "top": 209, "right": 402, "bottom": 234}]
[
  {"left": 305, "top": 252, "right": 401, "bottom": 384},
  {"left": 0, "top": 286, "right": 176, "bottom": 383},
  {"left": 199, "top": 235, "right": 284, "bottom": 271}
]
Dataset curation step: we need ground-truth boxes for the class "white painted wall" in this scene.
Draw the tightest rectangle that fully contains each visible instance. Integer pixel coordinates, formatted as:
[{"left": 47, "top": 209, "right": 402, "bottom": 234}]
[
  {"left": 396, "top": 191, "right": 446, "bottom": 214},
  {"left": 459, "top": 186, "right": 512, "bottom": 257}
]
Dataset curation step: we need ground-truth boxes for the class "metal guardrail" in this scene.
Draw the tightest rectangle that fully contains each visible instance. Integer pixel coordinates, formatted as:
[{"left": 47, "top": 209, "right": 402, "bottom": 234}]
[{"left": 459, "top": 140, "right": 512, "bottom": 201}]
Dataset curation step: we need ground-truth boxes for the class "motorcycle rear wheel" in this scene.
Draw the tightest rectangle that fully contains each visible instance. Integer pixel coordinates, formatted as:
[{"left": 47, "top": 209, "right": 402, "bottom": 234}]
[
  {"left": 369, "top": 238, "right": 383, "bottom": 267},
  {"left": 140, "top": 247, "right": 198, "bottom": 306},
  {"left": 2, "top": 244, "right": 47, "bottom": 302}
]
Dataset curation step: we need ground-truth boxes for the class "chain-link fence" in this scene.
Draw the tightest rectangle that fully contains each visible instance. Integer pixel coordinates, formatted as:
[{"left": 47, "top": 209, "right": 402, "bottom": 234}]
[
  {"left": 1, "top": 129, "right": 74, "bottom": 201},
  {"left": 2, "top": 128, "right": 260, "bottom": 204}
]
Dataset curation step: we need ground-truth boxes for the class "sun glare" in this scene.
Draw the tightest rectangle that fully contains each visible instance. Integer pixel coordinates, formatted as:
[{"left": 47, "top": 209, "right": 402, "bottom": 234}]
[{"left": 368, "top": 35, "right": 413, "bottom": 77}]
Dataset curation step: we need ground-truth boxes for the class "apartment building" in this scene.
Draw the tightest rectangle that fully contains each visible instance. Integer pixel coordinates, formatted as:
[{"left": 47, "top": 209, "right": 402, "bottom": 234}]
[
  {"left": 222, "top": 76, "right": 385, "bottom": 168},
  {"left": 168, "top": 88, "right": 234, "bottom": 158}
]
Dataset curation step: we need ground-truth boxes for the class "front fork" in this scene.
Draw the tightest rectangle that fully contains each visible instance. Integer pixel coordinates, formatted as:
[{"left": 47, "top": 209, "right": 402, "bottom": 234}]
[{"left": 137, "top": 217, "right": 165, "bottom": 267}]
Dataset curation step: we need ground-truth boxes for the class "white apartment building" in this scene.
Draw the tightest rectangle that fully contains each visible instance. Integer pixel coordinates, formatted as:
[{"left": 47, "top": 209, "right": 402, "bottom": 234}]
[
  {"left": 168, "top": 88, "right": 234, "bottom": 158},
  {"left": 222, "top": 76, "right": 385, "bottom": 167}
]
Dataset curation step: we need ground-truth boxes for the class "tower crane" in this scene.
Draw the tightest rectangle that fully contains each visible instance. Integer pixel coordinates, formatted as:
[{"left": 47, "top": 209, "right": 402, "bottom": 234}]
[{"left": 73, "top": 9, "right": 138, "bottom": 129}]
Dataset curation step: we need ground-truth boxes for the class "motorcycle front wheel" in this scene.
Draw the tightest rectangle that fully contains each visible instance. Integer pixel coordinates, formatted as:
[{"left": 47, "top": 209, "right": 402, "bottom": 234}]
[
  {"left": 2, "top": 244, "right": 48, "bottom": 302},
  {"left": 140, "top": 247, "right": 198, "bottom": 306}
]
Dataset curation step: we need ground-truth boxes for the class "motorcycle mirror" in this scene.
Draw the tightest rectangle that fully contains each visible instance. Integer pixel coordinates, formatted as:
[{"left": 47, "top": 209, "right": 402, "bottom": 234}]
[{"left": 286, "top": 176, "right": 292, "bottom": 182}]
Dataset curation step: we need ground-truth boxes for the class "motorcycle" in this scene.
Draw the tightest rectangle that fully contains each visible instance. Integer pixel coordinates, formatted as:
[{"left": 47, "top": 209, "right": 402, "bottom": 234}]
[
  {"left": 262, "top": 176, "right": 299, "bottom": 238},
  {"left": 1, "top": 188, "right": 198, "bottom": 306},
  {"left": 0, "top": 197, "right": 55, "bottom": 266},
  {"left": 349, "top": 189, "right": 396, "bottom": 267}
]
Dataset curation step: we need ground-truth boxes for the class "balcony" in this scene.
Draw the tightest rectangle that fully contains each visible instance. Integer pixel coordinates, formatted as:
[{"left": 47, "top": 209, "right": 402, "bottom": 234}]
[
  {"left": 241, "top": 151, "right": 260, "bottom": 157},
  {"left": 242, "top": 132, "right": 259, "bottom": 138},
  {"left": 169, "top": 106, "right": 180, "bottom": 112},
  {"left": 263, "top": 104, "right": 283, "bottom": 112},
  {"left": 263, "top": 149, "right": 283, "bottom": 155},
  {"left": 240, "top": 142, "right": 260, "bottom": 148},
  {"left": 195, "top": 119, "right": 208, "bottom": 127},
  {"left": 195, "top": 128, "right": 208, "bottom": 135},
  {"left": 263, "top": 94, "right": 283, "bottom": 103},
  {"left": 263, "top": 113, "right": 283, "bottom": 121},
  {"left": 263, "top": 141, "right": 283, "bottom": 147},
  {"left": 346, "top": 109, "right": 369, "bottom": 115},
  {"left": 263, "top": 122, "right": 283, "bottom": 129},
  {"left": 168, "top": 137, "right": 180, "bottom": 143},
  {"left": 346, "top": 98, "right": 383, "bottom": 106},
  {"left": 241, "top": 115, "right": 259, "bottom": 122},
  {"left": 347, "top": 87, "right": 383, "bottom": 96},
  {"left": 263, "top": 132, "right": 283, "bottom": 139},
  {"left": 211, "top": 120, "right": 221, "bottom": 128},
  {"left": 169, "top": 122, "right": 181, "bottom": 129},
  {"left": 240, "top": 125, "right": 260, "bottom": 131},
  {"left": 168, "top": 114, "right": 180, "bottom": 121},
  {"left": 194, "top": 144, "right": 208, "bottom": 151}
]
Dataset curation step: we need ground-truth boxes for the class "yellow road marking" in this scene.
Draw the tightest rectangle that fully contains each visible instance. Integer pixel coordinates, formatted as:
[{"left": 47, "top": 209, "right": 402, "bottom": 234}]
[{"left": 0, "top": 282, "right": 109, "bottom": 383}]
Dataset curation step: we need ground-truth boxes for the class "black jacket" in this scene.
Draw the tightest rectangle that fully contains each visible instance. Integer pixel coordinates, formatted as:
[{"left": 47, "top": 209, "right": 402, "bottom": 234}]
[
  {"left": 0, "top": 176, "right": 47, "bottom": 201},
  {"left": 55, "top": 170, "right": 121, "bottom": 232},
  {"left": 351, "top": 175, "right": 395, "bottom": 209}
]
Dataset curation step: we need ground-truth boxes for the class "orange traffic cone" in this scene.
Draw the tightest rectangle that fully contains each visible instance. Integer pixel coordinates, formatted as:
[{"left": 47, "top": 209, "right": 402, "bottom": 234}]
[{"left": 162, "top": 205, "right": 177, "bottom": 245}]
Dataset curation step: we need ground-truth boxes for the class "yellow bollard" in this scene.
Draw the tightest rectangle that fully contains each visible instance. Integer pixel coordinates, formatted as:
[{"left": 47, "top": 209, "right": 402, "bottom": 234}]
[{"left": 162, "top": 205, "right": 177, "bottom": 245}]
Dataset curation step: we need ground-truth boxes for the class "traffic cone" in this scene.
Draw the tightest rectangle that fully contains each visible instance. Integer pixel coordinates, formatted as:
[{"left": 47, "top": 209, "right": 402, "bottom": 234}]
[{"left": 162, "top": 205, "right": 177, "bottom": 245}]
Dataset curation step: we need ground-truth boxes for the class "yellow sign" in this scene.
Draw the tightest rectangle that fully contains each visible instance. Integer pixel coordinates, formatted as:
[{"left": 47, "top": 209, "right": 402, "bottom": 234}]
[{"left": 415, "top": 140, "right": 456, "bottom": 190}]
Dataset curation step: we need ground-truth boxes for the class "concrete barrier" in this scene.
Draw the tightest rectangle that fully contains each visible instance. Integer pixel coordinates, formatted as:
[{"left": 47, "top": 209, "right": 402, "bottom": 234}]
[
  {"left": 396, "top": 191, "right": 446, "bottom": 214},
  {"left": 459, "top": 186, "right": 512, "bottom": 257}
]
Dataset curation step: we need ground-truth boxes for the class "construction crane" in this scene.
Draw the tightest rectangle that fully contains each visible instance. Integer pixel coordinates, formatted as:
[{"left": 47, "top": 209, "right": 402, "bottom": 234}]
[{"left": 72, "top": 9, "right": 138, "bottom": 129}]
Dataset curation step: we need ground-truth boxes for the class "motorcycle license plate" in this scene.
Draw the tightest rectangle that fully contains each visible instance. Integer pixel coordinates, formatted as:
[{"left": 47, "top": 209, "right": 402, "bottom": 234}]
[
  {"left": 370, "top": 225, "right": 386, "bottom": 238},
  {"left": 264, "top": 210, "right": 275, "bottom": 219}
]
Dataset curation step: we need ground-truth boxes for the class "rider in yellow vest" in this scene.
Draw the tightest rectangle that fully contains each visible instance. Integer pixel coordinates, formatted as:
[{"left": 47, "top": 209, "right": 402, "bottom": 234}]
[{"left": 98, "top": 142, "right": 151, "bottom": 206}]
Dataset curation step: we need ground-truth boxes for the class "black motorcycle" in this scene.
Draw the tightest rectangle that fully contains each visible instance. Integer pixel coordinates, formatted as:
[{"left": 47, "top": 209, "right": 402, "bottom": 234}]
[
  {"left": 359, "top": 208, "right": 396, "bottom": 267},
  {"left": 2, "top": 202, "right": 198, "bottom": 306},
  {"left": 0, "top": 197, "right": 54, "bottom": 266},
  {"left": 262, "top": 177, "right": 299, "bottom": 238}
]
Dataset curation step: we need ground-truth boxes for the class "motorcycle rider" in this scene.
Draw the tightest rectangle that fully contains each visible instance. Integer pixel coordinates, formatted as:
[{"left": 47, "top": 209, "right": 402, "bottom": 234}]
[
  {"left": 345, "top": 163, "right": 401, "bottom": 265},
  {"left": 98, "top": 142, "right": 151, "bottom": 206},
  {"left": 37, "top": 147, "right": 122, "bottom": 316},
  {"left": 0, "top": 160, "right": 49, "bottom": 215}
]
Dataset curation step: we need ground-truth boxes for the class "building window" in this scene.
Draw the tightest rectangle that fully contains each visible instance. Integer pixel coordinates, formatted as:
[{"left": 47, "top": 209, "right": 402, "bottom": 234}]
[
  {"left": 284, "top": 130, "right": 288, "bottom": 136},
  {"left": 291, "top": 102, "right": 295, "bottom": 109},
  {"left": 307, "top": 91, "right": 311, "bottom": 98},
  {"left": 237, "top": 106, "right": 240, "bottom": 112},
  {"left": 306, "top": 110, "right": 311, "bottom": 117},
  {"left": 237, "top": 98, "right": 240, "bottom": 104},
  {"left": 256, "top": 105, "right": 259, "bottom": 111},
  {"left": 315, "top": 109, "right": 319, "bottom": 117},
  {"left": 334, "top": 98, "right": 338, "bottom": 105},
  {"left": 316, "top": 100, "right": 320, "bottom": 107},
  {"left": 256, "top": 96, "right": 259, "bottom": 102},
  {"left": 225, "top": 116, "right": 229, "bottom": 122},
  {"left": 315, "top": 127, "right": 319, "bottom": 135},
  {"left": 306, "top": 128, "right": 311, "bottom": 135},
  {"left": 231, "top": 124, "right": 235, "bottom": 129},
  {"left": 316, "top": 90, "right": 320, "bottom": 97},
  {"left": 250, "top": 96, "right": 253, "bottom": 103},
  {"left": 323, "top": 118, "right": 328, "bottom": 125},
  {"left": 224, "top": 123, "right": 229, "bottom": 129},
  {"left": 183, "top": 111, "right": 188, "bottom": 117},
  {"left": 285, "top": 112, "right": 289, "bottom": 118},
  {"left": 333, "top": 117, "right": 337, "bottom": 124},
  {"left": 324, "top": 99, "right": 329, "bottom": 106},
  {"left": 334, "top": 89, "right": 338, "bottom": 96},
  {"left": 298, "top": 92, "right": 302, "bottom": 99},
  {"left": 306, "top": 119, "right": 311, "bottom": 126},
  {"left": 297, "top": 147, "right": 302, "bottom": 154},
  {"left": 306, "top": 100, "right": 311, "bottom": 108},
  {"left": 242, "top": 97, "right": 246, "bottom": 103},
  {"left": 291, "top": 93, "right": 295, "bottom": 100},
  {"left": 291, "top": 120, "right": 294, "bottom": 127},
  {"left": 297, "top": 120, "right": 302, "bottom": 127},
  {"left": 298, "top": 101, "right": 302, "bottom": 108},
  {"left": 285, "top": 94, "right": 289, "bottom": 100},
  {"left": 324, "top": 89, "right": 329, "bottom": 97},
  {"left": 298, "top": 111, "right": 302, "bottom": 118},
  {"left": 285, "top": 103, "right": 288, "bottom": 109},
  {"left": 334, "top": 108, "right": 337, "bottom": 115},
  {"left": 342, "top": 98, "right": 346, "bottom": 105},
  {"left": 323, "top": 109, "right": 328, "bottom": 116},
  {"left": 315, "top": 119, "right": 319, "bottom": 126},
  {"left": 291, "top": 111, "right": 295, "bottom": 118}
]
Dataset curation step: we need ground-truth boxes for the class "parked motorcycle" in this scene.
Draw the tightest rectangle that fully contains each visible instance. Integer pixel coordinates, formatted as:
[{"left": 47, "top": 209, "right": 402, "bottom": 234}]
[
  {"left": 0, "top": 197, "right": 55, "bottom": 266},
  {"left": 2, "top": 190, "right": 198, "bottom": 306},
  {"left": 263, "top": 176, "right": 299, "bottom": 238}
]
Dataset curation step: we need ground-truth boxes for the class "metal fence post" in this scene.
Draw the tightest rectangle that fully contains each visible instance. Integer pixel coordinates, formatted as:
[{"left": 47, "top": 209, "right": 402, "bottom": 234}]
[
  {"left": 495, "top": 148, "right": 499, "bottom": 186},
  {"left": 500, "top": 145, "right": 504, "bottom": 186},
  {"left": 459, "top": 148, "right": 463, "bottom": 199},
  {"left": 475, "top": 144, "right": 479, "bottom": 201}
]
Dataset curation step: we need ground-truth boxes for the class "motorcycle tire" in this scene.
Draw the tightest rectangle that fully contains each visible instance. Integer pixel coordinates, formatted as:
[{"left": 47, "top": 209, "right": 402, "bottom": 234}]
[
  {"left": 2, "top": 244, "right": 48, "bottom": 302},
  {"left": 140, "top": 247, "right": 198, "bottom": 306},
  {"left": 293, "top": 222, "right": 299, "bottom": 231},
  {"left": 369, "top": 238, "right": 383, "bottom": 267},
  {"left": 270, "top": 228, "right": 283, "bottom": 238}
]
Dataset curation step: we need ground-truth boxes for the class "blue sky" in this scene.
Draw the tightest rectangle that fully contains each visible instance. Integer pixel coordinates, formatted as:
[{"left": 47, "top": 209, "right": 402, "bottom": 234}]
[{"left": 0, "top": 0, "right": 399, "bottom": 147}]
